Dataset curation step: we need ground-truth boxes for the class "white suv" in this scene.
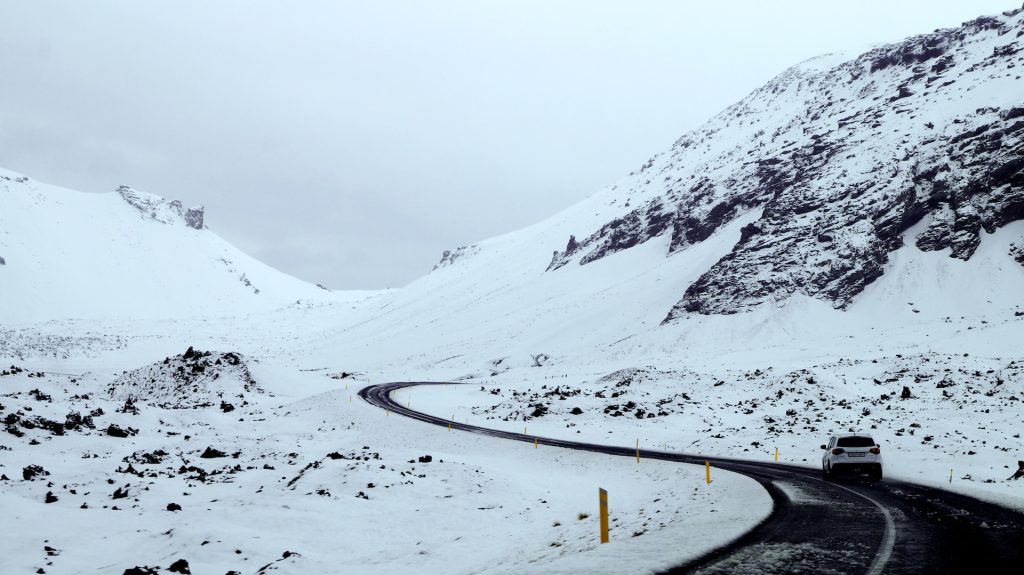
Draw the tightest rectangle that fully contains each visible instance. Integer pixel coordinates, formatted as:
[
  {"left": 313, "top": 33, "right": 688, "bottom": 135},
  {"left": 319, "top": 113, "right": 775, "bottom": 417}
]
[{"left": 821, "top": 434, "right": 883, "bottom": 481}]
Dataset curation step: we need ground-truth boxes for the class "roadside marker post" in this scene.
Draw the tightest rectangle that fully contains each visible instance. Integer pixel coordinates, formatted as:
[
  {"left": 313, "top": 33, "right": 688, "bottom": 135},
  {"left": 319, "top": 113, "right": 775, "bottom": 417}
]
[
  {"left": 636, "top": 439, "right": 640, "bottom": 465},
  {"left": 774, "top": 447, "right": 779, "bottom": 462},
  {"left": 705, "top": 461, "right": 712, "bottom": 484},
  {"left": 534, "top": 437, "right": 538, "bottom": 449},
  {"left": 950, "top": 469, "right": 953, "bottom": 483},
  {"left": 599, "top": 488, "right": 610, "bottom": 544},
  {"left": 448, "top": 415, "right": 453, "bottom": 432}
]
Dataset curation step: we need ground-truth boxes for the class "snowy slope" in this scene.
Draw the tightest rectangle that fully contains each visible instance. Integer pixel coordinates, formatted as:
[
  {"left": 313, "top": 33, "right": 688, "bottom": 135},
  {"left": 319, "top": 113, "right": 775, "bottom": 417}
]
[
  {"left": 0, "top": 167, "right": 327, "bottom": 323},
  {"left": 534, "top": 7, "right": 1024, "bottom": 318}
]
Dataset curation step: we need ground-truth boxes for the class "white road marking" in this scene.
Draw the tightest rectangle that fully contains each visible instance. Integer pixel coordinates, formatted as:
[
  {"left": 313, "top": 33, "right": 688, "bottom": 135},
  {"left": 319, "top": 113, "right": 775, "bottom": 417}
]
[{"left": 824, "top": 480, "right": 896, "bottom": 575}]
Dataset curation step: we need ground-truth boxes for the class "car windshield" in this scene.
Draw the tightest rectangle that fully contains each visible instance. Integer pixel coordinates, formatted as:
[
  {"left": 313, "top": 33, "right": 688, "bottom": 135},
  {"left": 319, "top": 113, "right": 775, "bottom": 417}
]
[{"left": 837, "top": 436, "right": 875, "bottom": 448}]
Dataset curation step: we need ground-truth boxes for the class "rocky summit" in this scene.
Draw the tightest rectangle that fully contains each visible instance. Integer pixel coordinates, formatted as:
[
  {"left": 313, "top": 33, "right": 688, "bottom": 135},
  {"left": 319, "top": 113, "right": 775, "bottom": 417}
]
[{"left": 545, "top": 7, "right": 1024, "bottom": 319}]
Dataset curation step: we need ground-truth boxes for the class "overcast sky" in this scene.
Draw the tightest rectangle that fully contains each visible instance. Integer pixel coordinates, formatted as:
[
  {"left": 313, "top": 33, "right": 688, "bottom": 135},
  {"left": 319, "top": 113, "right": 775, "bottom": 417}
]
[{"left": 0, "top": 1, "right": 1016, "bottom": 288}]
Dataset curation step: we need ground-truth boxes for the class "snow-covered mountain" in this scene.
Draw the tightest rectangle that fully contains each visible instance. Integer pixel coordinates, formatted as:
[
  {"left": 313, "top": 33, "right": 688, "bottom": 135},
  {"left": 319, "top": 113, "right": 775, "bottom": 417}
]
[
  {"left": 298, "top": 7, "right": 1023, "bottom": 371},
  {"left": 0, "top": 167, "right": 326, "bottom": 323},
  {"left": 535, "top": 7, "right": 1024, "bottom": 320}
]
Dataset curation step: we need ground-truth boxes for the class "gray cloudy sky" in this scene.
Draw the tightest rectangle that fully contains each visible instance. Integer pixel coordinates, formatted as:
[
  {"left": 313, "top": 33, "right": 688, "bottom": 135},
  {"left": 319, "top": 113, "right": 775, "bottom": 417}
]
[{"left": 0, "top": 1, "right": 1016, "bottom": 288}]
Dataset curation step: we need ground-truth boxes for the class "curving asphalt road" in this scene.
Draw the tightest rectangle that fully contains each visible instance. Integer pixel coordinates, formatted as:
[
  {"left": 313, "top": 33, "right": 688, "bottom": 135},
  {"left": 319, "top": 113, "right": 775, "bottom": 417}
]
[{"left": 360, "top": 381, "right": 1024, "bottom": 574}]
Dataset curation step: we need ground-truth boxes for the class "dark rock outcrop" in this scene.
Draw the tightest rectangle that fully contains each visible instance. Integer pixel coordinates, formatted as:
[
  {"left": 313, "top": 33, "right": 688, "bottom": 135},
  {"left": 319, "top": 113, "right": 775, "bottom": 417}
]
[{"left": 184, "top": 206, "right": 204, "bottom": 230}]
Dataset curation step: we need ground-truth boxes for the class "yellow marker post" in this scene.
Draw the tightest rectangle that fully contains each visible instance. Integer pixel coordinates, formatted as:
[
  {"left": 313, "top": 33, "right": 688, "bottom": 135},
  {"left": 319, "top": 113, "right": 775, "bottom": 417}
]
[
  {"left": 598, "top": 488, "right": 609, "bottom": 544},
  {"left": 348, "top": 395, "right": 352, "bottom": 403},
  {"left": 636, "top": 439, "right": 640, "bottom": 465},
  {"left": 705, "top": 461, "right": 712, "bottom": 484},
  {"left": 534, "top": 437, "right": 538, "bottom": 449},
  {"left": 774, "top": 447, "right": 779, "bottom": 462},
  {"left": 448, "top": 415, "right": 453, "bottom": 432}
]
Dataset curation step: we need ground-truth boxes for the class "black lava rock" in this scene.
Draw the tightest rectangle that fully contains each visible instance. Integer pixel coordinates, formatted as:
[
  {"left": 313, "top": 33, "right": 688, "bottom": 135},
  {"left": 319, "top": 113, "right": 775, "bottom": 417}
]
[
  {"left": 166, "top": 502, "right": 182, "bottom": 511},
  {"left": 106, "top": 424, "right": 132, "bottom": 438},
  {"left": 200, "top": 447, "right": 228, "bottom": 458},
  {"left": 1011, "top": 461, "right": 1024, "bottom": 481},
  {"left": 167, "top": 559, "right": 191, "bottom": 574},
  {"left": 23, "top": 464, "right": 49, "bottom": 481},
  {"left": 417, "top": 455, "right": 432, "bottom": 463}
]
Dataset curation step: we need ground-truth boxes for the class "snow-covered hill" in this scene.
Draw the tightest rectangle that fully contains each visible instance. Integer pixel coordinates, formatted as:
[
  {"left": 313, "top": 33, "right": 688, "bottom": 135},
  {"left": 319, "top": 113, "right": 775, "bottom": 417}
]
[
  {"left": 0, "top": 167, "right": 327, "bottom": 323},
  {"left": 536, "top": 7, "right": 1024, "bottom": 319}
]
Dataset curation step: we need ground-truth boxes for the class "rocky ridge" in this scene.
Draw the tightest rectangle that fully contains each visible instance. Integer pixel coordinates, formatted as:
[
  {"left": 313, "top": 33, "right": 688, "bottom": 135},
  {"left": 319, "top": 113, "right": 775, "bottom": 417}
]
[
  {"left": 543, "top": 7, "right": 1024, "bottom": 319},
  {"left": 118, "top": 185, "right": 204, "bottom": 230}
]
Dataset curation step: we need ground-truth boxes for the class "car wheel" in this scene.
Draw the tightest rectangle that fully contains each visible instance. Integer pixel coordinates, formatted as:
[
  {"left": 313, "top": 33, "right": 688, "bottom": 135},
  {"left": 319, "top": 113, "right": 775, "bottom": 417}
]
[
  {"left": 870, "top": 468, "right": 883, "bottom": 482},
  {"left": 822, "top": 465, "right": 831, "bottom": 481}
]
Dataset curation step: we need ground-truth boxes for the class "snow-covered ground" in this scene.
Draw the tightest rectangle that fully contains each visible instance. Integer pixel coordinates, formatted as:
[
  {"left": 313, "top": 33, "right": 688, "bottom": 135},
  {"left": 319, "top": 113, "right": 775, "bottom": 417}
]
[{"left": 0, "top": 349, "right": 770, "bottom": 574}]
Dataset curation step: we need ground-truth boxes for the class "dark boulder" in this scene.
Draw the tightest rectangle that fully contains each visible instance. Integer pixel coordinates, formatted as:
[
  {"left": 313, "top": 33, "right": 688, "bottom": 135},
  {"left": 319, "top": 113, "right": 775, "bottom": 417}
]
[
  {"left": 200, "top": 447, "right": 228, "bottom": 459},
  {"left": 22, "top": 465, "right": 48, "bottom": 481}
]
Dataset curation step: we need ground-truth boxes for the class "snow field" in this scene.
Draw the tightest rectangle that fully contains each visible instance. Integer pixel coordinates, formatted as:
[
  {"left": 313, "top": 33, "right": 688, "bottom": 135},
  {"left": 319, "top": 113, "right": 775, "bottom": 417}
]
[{"left": 0, "top": 362, "right": 771, "bottom": 575}]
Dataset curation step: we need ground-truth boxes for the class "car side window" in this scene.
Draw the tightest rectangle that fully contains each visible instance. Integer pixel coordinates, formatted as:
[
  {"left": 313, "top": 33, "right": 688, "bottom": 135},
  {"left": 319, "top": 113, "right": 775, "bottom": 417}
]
[{"left": 829, "top": 437, "right": 835, "bottom": 448}]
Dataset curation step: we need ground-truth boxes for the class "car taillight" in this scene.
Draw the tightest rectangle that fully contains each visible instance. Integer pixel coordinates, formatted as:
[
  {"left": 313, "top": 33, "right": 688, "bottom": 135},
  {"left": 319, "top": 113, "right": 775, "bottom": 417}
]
[
  {"left": 832, "top": 448, "right": 844, "bottom": 455},
  {"left": 869, "top": 447, "right": 880, "bottom": 454}
]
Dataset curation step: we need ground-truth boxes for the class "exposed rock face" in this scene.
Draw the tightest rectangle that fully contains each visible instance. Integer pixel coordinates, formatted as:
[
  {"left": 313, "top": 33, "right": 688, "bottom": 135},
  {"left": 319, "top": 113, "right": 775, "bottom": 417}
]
[
  {"left": 1011, "top": 242, "right": 1024, "bottom": 267},
  {"left": 544, "top": 8, "right": 1024, "bottom": 318},
  {"left": 184, "top": 206, "right": 204, "bottom": 230},
  {"left": 433, "top": 245, "right": 480, "bottom": 270},
  {"left": 117, "top": 185, "right": 205, "bottom": 230}
]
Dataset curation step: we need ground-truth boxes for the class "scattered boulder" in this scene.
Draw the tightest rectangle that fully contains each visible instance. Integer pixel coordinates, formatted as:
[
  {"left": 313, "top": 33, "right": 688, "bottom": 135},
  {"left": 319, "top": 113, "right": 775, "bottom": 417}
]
[
  {"left": 167, "top": 559, "right": 191, "bottom": 574},
  {"left": 417, "top": 455, "right": 432, "bottom": 463},
  {"left": 570, "top": 407, "right": 584, "bottom": 415},
  {"left": 112, "top": 486, "right": 129, "bottom": 499},
  {"left": 44, "top": 491, "right": 58, "bottom": 504},
  {"left": 166, "top": 502, "right": 182, "bottom": 512},
  {"left": 901, "top": 386, "right": 912, "bottom": 399},
  {"left": 28, "top": 389, "right": 52, "bottom": 402},
  {"left": 105, "top": 424, "right": 135, "bottom": 438},
  {"left": 64, "top": 411, "right": 95, "bottom": 431},
  {"left": 122, "top": 567, "right": 158, "bottom": 575},
  {"left": 1010, "top": 461, "right": 1024, "bottom": 481},
  {"left": 22, "top": 465, "right": 49, "bottom": 481}
]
